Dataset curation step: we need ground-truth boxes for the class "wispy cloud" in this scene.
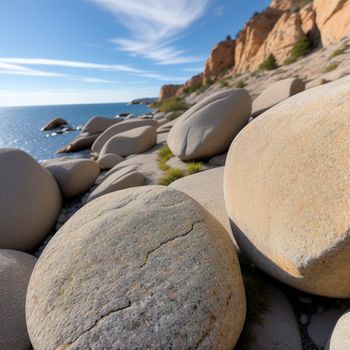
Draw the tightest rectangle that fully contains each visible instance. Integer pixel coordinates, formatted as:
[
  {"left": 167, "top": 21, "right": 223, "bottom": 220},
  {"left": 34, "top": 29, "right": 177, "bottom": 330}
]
[
  {"left": 0, "top": 57, "right": 185, "bottom": 82},
  {"left": 91, "top": 0, "right": 210, "bottom": 64}
]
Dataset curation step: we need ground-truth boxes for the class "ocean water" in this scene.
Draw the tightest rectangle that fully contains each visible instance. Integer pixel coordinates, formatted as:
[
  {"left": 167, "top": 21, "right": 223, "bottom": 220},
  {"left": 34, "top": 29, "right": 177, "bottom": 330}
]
[{"left": 0, "top": 102, "right": 152, "bottom": 161}]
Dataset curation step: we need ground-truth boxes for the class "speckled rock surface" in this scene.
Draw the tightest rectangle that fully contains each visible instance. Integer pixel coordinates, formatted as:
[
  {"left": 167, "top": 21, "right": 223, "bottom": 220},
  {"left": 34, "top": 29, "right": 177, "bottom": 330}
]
[
  {"left": 46, "top": 159, "right": 100, "bottom": 198},
  {"left": 26, "top": 186, "right": 246, "bottom": 350},
  {"left": 0, "top": 249, "right": 37, "bottom": 350},
  {"left": 224, "top": 76, "right": 350, "bottom": 297},
  {"left": 0, "top": 148, "right": 62, "bottom": 252}
]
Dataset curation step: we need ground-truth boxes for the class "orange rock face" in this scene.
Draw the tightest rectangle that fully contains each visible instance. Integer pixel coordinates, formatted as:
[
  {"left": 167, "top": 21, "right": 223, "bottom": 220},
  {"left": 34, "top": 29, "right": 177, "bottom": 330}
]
[
  {"left": 159, "top": 84, "right": 183, "bottom": 101},
  {"left": 234, "top": 8, "right": 282, "bottom": 73},
  {"left": 270, "top": 0, "right": 303, "bottom": 11},
  {"left": 314, "top": 0, "right": 350, "bottom": 47},
  {"left": 177, "top": 74, "right": 203, "bottom": 95},
  {"left": 203, "top": 39, "right": 235, "bottom": 80}
]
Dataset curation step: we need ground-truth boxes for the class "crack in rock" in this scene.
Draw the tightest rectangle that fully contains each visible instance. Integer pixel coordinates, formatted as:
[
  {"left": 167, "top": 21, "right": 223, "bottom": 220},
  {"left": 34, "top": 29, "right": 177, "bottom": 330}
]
[
  {"left": 64, "top": 300, "right": 132, "bottom": 348},
  {"left": 140, "top": 220, "right": 204, "bottom": 268}
]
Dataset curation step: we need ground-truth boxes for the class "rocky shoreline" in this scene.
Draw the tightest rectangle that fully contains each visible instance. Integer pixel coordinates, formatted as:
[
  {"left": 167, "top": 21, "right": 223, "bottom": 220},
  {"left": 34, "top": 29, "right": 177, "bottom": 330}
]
[{"left": 1, "top": 70, "right": 350, "bottom": 349}]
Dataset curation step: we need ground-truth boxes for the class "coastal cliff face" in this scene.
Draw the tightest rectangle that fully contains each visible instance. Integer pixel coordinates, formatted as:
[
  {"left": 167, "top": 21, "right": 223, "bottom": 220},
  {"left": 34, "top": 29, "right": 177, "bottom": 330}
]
[
  {"left": 159, "top": 0, "right": 350, "bottom": 99},
  {"left": 159, "top": 84, "right": 182, "bottom": 101}
]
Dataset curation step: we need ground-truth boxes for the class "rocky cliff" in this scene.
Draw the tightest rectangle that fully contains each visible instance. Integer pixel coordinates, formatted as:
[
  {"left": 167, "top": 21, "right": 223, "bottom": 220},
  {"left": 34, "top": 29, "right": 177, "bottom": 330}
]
[{"left": 159, "top": 0, "right": 350, "bottom": 99}]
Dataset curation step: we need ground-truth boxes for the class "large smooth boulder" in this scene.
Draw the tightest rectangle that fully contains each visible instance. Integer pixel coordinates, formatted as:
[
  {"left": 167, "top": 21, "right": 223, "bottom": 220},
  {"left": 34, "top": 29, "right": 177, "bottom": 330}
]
[
  {"left": 56, "top": 133, "right": 99, "bottom": 154},
  {"left": 97, "top": 153, "right": 124, "bottom": 170},
  {"left": 88, "top": 166, "right": 144, "bottom": 202},
  {"left": 224, "top": 76, "right": 350, "bottom": 297},
  {"left": 26, "top": 186, "right": 246, "bottom": 349},
  {"left": 81, "top": 116, "right": 122, "bottom": 135},
  {"left": 251, "top": 78, "right": 305, "bottom": 117},
  {"left": 45, "top": 159, "right": 100, "bottom": 198},
  {"left": 0, "top": 249, "right": 37, "bottom": 350},
  {"left": 92, "top": 119, "right": 158, "bottom": 153},
  {"left": 167, "top": 88, "right": 251, "bottom": 161},
  {"left": 326, "top": 309, "right": 350, "bottom": 349},
  {"left": 0, "top": 148, "right": 61, "bottom": 252},
  {"left": 170, "top": 167, "right": 233, "bottom": 242},
  {"left": 41, "top": 117, "right": 68, "bottom": 131},
  {"left": 100, "top": 126, "right": 157, "bottom": 157}
]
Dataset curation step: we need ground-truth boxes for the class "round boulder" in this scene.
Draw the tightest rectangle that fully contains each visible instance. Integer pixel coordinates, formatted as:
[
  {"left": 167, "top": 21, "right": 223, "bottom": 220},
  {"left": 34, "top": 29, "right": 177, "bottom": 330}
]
[
  {"left": 26, "top": 186, "right": 245, "bottom": 349},
  {"left": 167, "top": 88, "right": 251, "bottom": 160},
  {"left": 92, "top": 119, "right": 158, "bottom": 153},
  {"left": 87, "top": 166, "right": 144, "bottom": 202},
  {"left": 45, "top": 159, "right": 100, "bottom": 198},
  {"left": 0, "top": 249, "right": 37, "bottom": 350},
  {"left": 100, "top": 126, "right": 157, "bottom": 157},
  {"left": 81, "top": 116, "right": 122, "bottom": 135},
  {"left": 97, "top": 153, "right": 124, "bottom": 170},
  {"left": 41, "top": 117, "right": 68, "bottom": 131},
  {"left": 0, "top": 148, "right": 61, "bottom": 251},
  {"left": 252, "top": 78, "right": 305, "bottom": 117},
  {"left": 224, "top": 76, "right": 350, "bottom": 297}
]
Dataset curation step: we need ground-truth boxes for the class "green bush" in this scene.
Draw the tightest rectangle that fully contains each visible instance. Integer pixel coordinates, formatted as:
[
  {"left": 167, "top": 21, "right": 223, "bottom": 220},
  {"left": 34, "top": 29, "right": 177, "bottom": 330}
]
[
  {"left": 284, "top": 57, "right": 297, "bottom": 65},
  {"left": 203, "top": 77, "right": 214, "bottom": 87},
  {"left": 186, "top": 162, "right": 203, "bottom": 175},
  {"left": 235, "top": 80, "right": 247, "bottom": 88},
  {"left": 182, "top": 83, "right": 202, "bottom": 95},
  {"left": 220, "top": 80, "right": 230, "bottom": 88},
  {"left": 324, "top": 63, "right": 338, "bottom": 73},
  {"left": 330, "top": 48, "right": 345, "bottom": 58},
  {"left": 259, "top": 54, "right": 278, "bottom": 71},
  {"left": 158, "top": 168, "right": 185, "bottom": 186},
  {"left": 291, "top": 35, "right": 311, "bottom": 59},
  {"left": 301, "top": 0, "right": 313, "bottom": 5},
  {"left": 157, "top": 145, "right": 174, "bottom": 171},
  {"left": 150, "top": 96, "right": 187, "bottom": 113}
]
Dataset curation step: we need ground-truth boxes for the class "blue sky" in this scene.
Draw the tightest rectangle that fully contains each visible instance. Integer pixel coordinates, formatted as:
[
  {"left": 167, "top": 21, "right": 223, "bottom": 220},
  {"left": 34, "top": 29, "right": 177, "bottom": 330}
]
[{"left": 0, "top": 0, "right": 270, "bottom": 106}]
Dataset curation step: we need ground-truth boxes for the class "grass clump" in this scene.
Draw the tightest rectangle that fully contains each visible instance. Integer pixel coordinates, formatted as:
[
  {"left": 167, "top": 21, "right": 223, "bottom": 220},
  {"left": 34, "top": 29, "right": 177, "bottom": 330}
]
[
  {"left": 186, "top": 162, "right": 203, "bottom": 175},
  {"left": 259, "top": 54, "right": 278, "bottom": 71},
  {"left": 324, "top": 62, "right": 338, "bottom": 73},
  {"left": 220, "top": 80, "right": 230, "bottom": 88},
  {"left": 235, "top": 80, "right": 247, "bottom": 88},
  {"left": 157, "top": 145, "right": 174, "bottom": 171},
  {"left": 330, "top": 48, "right": 345, "bottom": 58},
  {"left": 290, "top": 35, "right": 312, "bottom": 60},
  {"left": 284, "top": 57, "right": 297, "bottom": 65},
  {"left": 182, "top": 83, "right": 202, "bottom": 95},
  {"left": 203, "top": 77, "right": 214, "bottom": 88},
  {"left": 158, "top": 168, "right": 185, "bottom": 186},
  {"left": 150, "top": 96, "right": 187, "bottom": 113}
]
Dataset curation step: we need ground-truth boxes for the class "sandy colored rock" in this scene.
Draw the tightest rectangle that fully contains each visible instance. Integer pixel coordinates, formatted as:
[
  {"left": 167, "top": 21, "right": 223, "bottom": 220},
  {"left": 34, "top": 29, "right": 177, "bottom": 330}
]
[
  {"left": 87, "top": 166, "right": 144, "bottom": 202},
  {"left": 46, "top": 159, "right": 100, "bottom": 198},
  {"left": 157, "top": 119, "right": 177, "bottom": 133},
  {"left": 306, "top": 77, "right": 329, "bottom": 89},
  {"left": 326, "top": 309, "right": 350, "bottom": 350},
  {"left": 92, "top": 119, "right": 157, "bottom": 153},
  {"left": 170, "top": 167, "right": 233, "bottom": 242},
  {"left": 204, "top": 39, "right": 235, "bottom": 79},
  {"left": 0, "top": 249, "right": 37, "bottom": 350},
  {"left": 97, "top": 153, "right": 124, "bottom": 170},
  {"left": 56, "top": 132, "right": 99, "bottom": 154},
  {"left": 252, "top": 78, "right": 305, "bottom": 117},
  {"left": 81, "top": 116, "right": 122, "bottom": 135},
  {"left": 26, "top": 186, "right": 246, "bottom": 350},
  {"left": 168, "top": 88, "right": 251, "bottom": 161},
  {"left": 177, "top": 74, "right": 203, "bottom": 95},
  {"left": 159, "top": 84, "right": 183, "bottom": 101},
  {"left": 41, "top": 117, "right": 68, "bottom": 131},
  {"left": 0, "top": 148, "right": 61, "bottom": 252},
  {"left": 314, "top": 0, "right": 350, "bottom": 47},
  {"left": 224, "top": 76, "right": 350, "bottom": 297},
  {"left": 100, "top": 126, "right": 157, "bottom": 157}
]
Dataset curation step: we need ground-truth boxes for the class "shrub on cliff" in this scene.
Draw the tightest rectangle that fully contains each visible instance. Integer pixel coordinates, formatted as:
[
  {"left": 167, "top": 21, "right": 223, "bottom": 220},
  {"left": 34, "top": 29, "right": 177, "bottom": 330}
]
[
  {"left": 182, "top": 83, "right": 202, "bottom": 95},
  {"left": 151, "top": 96, "right": 187, "bottom": 113},
  {"left": 259, "top": 54, "right": 278, "bottom": 71},
  {"left": 291, "top": 35, "right": 312, "bottom": 60}
]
